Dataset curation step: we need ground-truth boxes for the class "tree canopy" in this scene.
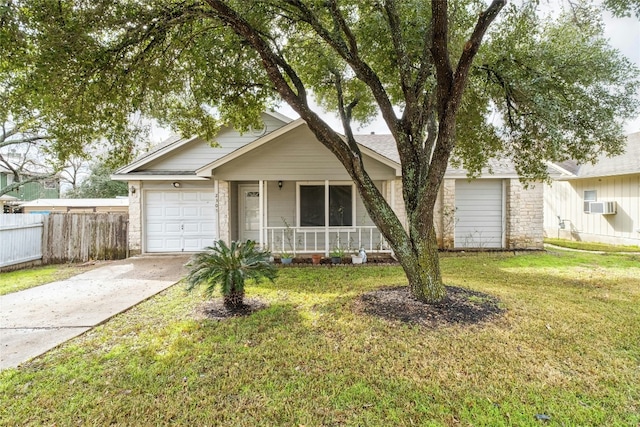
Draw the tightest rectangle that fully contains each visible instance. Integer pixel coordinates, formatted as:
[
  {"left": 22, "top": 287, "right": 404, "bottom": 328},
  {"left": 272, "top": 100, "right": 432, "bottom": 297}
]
[
  {"left": 3, "top": 0, "right": 638, "bottom": 303},
  {"left": 66, "top": 162, "right": 128, "bottom": 199}
]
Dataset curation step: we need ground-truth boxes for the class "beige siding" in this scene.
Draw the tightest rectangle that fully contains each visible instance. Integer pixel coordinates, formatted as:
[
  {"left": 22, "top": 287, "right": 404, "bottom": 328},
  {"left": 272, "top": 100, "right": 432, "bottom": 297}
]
[
  {"left": 266, "top": 181, "right": 296, "bottom": 227},
  {"left": 213, "top": 126, "right": 396, "bottom": 181},
  {"left": 145, "top": 114, "right": 287, "bottom": 171},
  {"left": 544, "top": 175, "right": 640, "bottom": 245}
]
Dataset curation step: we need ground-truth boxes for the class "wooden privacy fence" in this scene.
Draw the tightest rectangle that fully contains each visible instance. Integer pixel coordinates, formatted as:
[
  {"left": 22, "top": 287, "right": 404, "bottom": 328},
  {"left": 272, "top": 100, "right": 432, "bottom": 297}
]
[
  {"left": 0, "top": 214, "right": 45, "bottom": 268},
  {"left": 0, "top": 213, "right": 128, "bottom": 269},
  {"left": 43, "top": 213, "right": 129, "bottom": 264}
]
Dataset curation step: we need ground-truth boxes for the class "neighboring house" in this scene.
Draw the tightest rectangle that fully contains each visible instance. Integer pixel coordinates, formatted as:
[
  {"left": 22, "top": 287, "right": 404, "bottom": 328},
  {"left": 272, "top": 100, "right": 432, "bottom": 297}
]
[
  {"left": 112, "top": 111, "right": 543, "bottom": 255},
  {"left": 544, "top": 132, "right": 640, "bottom": 246},
  {"left": 20, "top": 198, "right": 129, "bottom": 214},
  {"left": 0, "top": 165, "right": 60, "bottom": 201}
]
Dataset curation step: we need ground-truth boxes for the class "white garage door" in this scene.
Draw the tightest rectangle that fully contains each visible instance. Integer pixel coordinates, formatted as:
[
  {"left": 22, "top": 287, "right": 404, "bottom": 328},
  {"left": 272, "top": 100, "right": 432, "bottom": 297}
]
[
  {"left": 145, "top": 190, "right": 217, "bottom": 253},
  {"left": 455, "top": 180, "right": 504, "bottom": 248}
]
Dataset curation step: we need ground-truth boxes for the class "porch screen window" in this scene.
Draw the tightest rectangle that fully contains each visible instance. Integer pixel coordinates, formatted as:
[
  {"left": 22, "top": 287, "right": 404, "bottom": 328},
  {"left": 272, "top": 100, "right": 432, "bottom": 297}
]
[{"left": 299, "top": 185, "right": 353, "bottom": 227}]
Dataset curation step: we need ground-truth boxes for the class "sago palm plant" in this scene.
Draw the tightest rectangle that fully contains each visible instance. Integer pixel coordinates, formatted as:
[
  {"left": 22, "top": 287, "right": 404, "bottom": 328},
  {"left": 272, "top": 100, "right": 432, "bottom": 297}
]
[{"left": 186, "top": 240, "right": 277, "bottom": 310}]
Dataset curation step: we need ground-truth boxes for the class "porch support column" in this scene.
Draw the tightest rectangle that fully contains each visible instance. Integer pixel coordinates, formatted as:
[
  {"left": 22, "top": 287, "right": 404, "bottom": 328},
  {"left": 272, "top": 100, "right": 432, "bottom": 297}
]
[
  {"left": 324, "top": 179, "right": 330, "bottom": 256},
  {"left": 263, "top": 179, "right": 268, "bottom": 248},
  {"left": 259, "top": 180, "right": 264, "bottom": 247}
]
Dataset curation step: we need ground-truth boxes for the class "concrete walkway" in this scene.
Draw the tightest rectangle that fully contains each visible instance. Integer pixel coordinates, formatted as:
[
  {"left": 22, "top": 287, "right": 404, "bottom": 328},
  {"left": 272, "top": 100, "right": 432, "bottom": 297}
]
[{"left": 0, "top": 255, "right": 190, "bottom": 370}]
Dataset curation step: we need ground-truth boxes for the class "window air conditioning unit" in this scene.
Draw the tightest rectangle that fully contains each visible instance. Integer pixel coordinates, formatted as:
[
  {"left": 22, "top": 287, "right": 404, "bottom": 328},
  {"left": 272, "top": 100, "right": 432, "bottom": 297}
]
[{"left": 588, "top": 201, "right": 617, "bottom": 215}]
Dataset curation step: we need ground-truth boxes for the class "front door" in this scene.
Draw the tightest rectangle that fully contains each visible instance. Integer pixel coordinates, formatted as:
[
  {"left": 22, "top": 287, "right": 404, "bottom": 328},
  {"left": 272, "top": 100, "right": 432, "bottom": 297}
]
[{"left": 239, "top": 185, "right": 260, "bottom": 242}]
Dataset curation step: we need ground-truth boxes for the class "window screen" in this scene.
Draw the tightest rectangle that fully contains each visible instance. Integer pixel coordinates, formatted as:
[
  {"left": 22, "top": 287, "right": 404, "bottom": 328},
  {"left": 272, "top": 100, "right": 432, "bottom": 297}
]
[
  {"left": 584, "top": 190, "right": 597, "bottom": 213},
  {"left": 299, "top": 185, "right": 353, "bottom": 226},
  {"left": 329, "top": 186, "right": 352, "bottom": 226},
  {"left": 300, "top": 185, "right": 325, "bottom": 226}
]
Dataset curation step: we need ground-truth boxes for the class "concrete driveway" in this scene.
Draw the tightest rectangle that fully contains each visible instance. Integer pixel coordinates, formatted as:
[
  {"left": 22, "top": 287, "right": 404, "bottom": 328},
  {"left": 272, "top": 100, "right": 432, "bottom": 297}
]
[{"left": 0, "top": 255, "right": 190, "bottom": 370}]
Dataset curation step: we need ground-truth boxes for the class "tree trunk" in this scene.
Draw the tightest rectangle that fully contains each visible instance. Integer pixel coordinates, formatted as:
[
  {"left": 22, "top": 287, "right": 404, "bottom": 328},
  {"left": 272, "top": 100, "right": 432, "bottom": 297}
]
[
  {"left": 397, "top": 222, "right": 447, "bottom": 303},
  {"left": 223, "top": 289, "right": 245, "bottom": 310}
]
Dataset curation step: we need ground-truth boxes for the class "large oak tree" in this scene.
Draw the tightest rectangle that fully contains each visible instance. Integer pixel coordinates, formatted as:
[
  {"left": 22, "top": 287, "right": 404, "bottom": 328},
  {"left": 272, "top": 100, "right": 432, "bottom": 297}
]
[{"left": 4, "top": 0, "right": 638, "bottom": 302}]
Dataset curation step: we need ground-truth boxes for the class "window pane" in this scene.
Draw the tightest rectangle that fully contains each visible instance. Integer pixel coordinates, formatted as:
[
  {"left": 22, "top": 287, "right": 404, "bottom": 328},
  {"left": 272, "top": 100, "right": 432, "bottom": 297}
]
[
  {"left": 584, "top": 190, "right": 597, "bottom": 213},
  {"left": 329, "top": 186, "right": 352, "bottom": 226},
  {"left": 300, "top": 185, "right": 325, "bottom": 226}
]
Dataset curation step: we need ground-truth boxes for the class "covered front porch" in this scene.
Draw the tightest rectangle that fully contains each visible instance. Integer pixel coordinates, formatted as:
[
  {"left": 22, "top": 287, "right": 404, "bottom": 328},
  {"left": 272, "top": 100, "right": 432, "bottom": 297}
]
[
  {"left": 228, "top": 179, "right": 394, "bottom": 256},
  {"left": 194, "top": 119, "right": 403, "bottom": 256}
]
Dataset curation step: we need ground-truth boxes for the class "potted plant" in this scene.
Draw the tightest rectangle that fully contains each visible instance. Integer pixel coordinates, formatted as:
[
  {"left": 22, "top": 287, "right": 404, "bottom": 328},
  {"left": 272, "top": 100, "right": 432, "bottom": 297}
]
[
  {"left": 330, "top": 247, "right": 344, "bottom": 264},
  {"left": 280, "top": 251, "right": 293, "bottom": 265},
  {"left": 280, "top": 217, "right": 295, "bottom": 264},
  {"left": 311, "top": 254, "right": 323, "bottom": 265}
]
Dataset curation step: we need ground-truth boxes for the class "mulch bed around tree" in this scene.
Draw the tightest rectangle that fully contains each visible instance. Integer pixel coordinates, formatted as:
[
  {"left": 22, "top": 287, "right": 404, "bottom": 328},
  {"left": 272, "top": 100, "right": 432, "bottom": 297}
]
[
  {"left": 196, "top": 286, "right": 503, "bottom": 327},
  {"left": 196, "top": 297, "right": 269, "bottom": 321},
  {"left": 354, "top": 286, "right": 505, "bottom": 328}
]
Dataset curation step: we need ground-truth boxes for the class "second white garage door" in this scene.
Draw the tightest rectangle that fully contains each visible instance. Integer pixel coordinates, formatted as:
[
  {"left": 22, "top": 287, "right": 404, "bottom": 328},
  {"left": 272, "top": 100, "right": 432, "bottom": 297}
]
[
  {"left": 145, "top": 190, "right": 217, "bottom": 253},
  {"left": 455, "top": 179, "right": 504, "bottom": 248}
]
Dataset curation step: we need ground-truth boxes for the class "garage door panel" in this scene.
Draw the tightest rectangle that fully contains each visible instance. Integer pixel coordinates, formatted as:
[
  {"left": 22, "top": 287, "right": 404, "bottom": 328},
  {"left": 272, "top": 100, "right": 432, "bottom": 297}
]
[
  {"left": 199, "top": 206, "right": 216, "bottom": 216},
  {"left": 145, "top": 190, "right": 218, "bottom": 253},
  {"left": 201, "top": 223, "right": 216, "bottom": 233},
  {"left": 182, "top": 207, "right": 201, "bottom": 217},
  {"left": 163, "top": 223, "right": 182, "bottom": 233},
  {"left": 455, "top": 180, "right": 503, "bottom": 249},
  {"left": 182, "top": 223, "right": 201, "bottom": 233},
  {"left": 181, "top": 192, "right": 200, "bottom": 202},
  {"left": 146, "top": 192, "right": 165, "bottom": 203}
]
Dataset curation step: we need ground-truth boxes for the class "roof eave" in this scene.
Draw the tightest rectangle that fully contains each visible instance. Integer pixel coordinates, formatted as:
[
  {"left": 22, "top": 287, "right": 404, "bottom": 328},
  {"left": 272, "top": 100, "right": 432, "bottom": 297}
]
[
  {"left": 111, "top": 174, "right": 211, "bottom": 181},
  {"left": 115, "top": 135, "right": 198, "bottom": 174}
]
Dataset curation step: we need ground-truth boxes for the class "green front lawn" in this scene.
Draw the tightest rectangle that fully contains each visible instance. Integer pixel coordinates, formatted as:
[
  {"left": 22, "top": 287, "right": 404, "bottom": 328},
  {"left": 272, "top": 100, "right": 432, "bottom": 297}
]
[
  {"left": 0, "top": 265, "right": 86, "bottom": 296},
  {"left": 1, "top": 252, "right": 638, "bottom": 426}
]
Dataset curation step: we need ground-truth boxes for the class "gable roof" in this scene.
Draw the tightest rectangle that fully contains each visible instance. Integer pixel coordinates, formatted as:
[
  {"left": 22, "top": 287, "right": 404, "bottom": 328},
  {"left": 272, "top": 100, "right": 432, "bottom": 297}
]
[
  {"left": 115, "top": 111, "right": 293, "bottom": 175},
  {"left": 115, "top": 133, "right": 189, "bottom": 175},
  {"left": 195, "top": 121, "right": 403, "bottom": 177},
  {"left": 570, "top": 132, "right": 640, "bottom": 179},
  {"left": 355, "top": 134, "right": 526, "bottom": 178}
]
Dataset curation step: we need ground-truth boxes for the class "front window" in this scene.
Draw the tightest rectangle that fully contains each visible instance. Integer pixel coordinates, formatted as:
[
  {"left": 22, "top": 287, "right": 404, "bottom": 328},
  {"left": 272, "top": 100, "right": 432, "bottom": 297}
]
[
  {"left": 584, "top": 190, "right": 597, "bottom": 213},
  {"left": 299, "top": 184, "right": 353, "bottom": 227}
]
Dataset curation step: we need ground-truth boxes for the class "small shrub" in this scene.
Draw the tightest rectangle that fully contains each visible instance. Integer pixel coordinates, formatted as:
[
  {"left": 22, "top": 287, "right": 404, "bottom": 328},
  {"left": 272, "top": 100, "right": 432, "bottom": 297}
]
[{"left": 186, "top": 240, "right": 277, "bottom": 310}]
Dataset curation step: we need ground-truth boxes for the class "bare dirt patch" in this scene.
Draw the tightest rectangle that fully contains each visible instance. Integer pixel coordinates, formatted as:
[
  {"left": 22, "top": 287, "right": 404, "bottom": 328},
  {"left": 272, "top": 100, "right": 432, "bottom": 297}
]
[{"left": 354, "top": 286, "right": 504, "bottom": 328}]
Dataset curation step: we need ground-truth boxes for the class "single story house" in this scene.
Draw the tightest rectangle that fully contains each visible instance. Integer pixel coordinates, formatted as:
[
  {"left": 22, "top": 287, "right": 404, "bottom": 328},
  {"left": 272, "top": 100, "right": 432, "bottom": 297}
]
[
  {"left": 112, "top": 112, "right": 543, "bottom": 255},
  {"left": 544, "top": 132, "right": 640, "bottom": 246},
  {"left": 20, "top": 198, "right": 129, "bottom": 214}
]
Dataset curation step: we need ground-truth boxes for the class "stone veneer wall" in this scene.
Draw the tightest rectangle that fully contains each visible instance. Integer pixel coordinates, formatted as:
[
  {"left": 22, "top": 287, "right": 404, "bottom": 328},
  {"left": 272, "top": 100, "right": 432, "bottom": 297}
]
[
  {"left": 128, "top": 180, "right": 142, "bottom": 255},
  {"left": 506, "top": 180, "right": 544, "bottom": 249},
  {"left": 438, "top": 179, "right": 456, "bottom": 249},
  {"left": 217, "top": 180, "right": 230, "bottom": 244}
]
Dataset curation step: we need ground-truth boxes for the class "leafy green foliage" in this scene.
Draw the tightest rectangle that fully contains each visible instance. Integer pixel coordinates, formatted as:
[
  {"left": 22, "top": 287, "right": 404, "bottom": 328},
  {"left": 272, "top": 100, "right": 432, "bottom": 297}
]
[
  {"left": 65, "top": 162, "right": 128, "bottom": 199},
  {"left": 4, "top": 0, "right": 638, "bottom": 303},
  {"left": 604, "top": 0, "right": 640, "bottom": 17},
  {"left": 185, "top": 240, "right": 276, "bottom": 309}
]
